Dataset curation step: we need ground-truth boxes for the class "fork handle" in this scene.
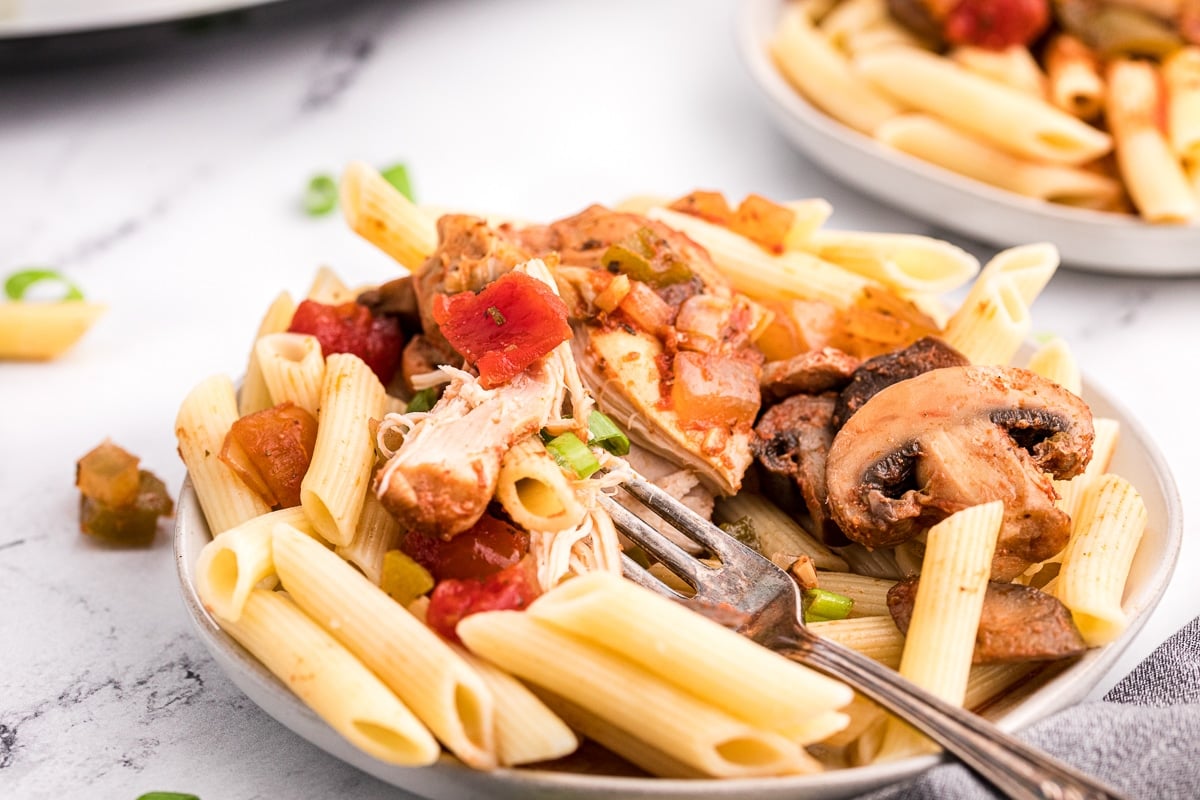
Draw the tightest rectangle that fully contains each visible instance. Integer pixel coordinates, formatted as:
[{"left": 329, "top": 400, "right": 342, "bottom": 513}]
[{"left": 777, "top": 628, "right": 1127, "bottom": 800}]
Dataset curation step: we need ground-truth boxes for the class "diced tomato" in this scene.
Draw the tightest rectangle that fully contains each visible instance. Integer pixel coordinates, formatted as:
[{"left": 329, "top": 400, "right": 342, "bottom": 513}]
[
  {"left": 287, "top": 299, "right": 404, "bottom": 384},
  {"left": 943, "top": 0, "right": 1049, "bottom": 50},
  {"left": 219, "top": 402, "right": 318, "bottom": 508},
  {"left": 401, "top": 513, "right": 530, "bottom": 582},
  {"left": 426, "top": 557, "right": 542, "bottom": 644},
  {"left": 729, "top": 194, "right": 794, "bottom": 254},
  {"left": 431, "top": 271, "right": 572, "bottom": 388},
  {"left": 669, "top": 190, "right": 734, "bottom": 225},
  {"left": 671, "top": 351, "right": 761, "bottom": 428}
]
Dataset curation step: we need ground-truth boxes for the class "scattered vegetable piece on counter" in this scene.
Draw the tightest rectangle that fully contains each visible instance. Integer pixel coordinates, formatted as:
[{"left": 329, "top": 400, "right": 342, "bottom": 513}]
[
  {"left": 431, "top": 270, "right": 572, "bottom": 388},
  {"left": 219, "top": 402, "right": 318, "bottom": 508},
  {"left": 0, "top": 267, "right": 105, "bottom": 361},
  {"left": 76, "top": 440, "right": 174, "bottom": 546},
  {"left": 303, "top": 174, "right": 338, "bottom": 216},
  {"left": 287, "top": 298, "right": 404, "bottom": 384}
]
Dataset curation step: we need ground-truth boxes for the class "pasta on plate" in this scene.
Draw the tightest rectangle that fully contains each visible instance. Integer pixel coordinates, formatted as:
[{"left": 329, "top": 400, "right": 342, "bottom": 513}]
[{"left": 176, "top": 162, "right": 1151, "bottom": 782}]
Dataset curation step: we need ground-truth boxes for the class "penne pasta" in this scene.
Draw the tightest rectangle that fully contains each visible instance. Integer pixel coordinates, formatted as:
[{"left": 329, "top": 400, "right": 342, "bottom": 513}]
[
  {"left": 1163, "top": 47, "right": 1200, "bottom": 165},
  {"left": 950, "top": 45, "right": 1046, "bottom": 98},
  {"left": 305, "top": 265, "right": 355, "bottom": 304},
  {"left": 875, "top": 501, "right": 1003, "bottom": 761},
  {"left": 1106, "top": 59, "right": 1199, "bottom": 223},
  {"left": 495, "top": 437, "right": 587, "bottom": 534},
  {"left": 340, "top": 160, "right": 438, "bottom": 271},
  {"left": 856, "top": 47, "right": 1112, "bottom": 166},
  {"left": 942, "top": 275, "right": 1029, "bottom": 366},
  {"left": 714, "top": 493, "right": 848, "bottom": 571},
  {"left": 815, "top": 570, "right": 896, "bottom": 618},
  {"left": 1025, "top": 336, "right": 1082, "bottom": 395},
  {"left": 781, "top": 198, "right": 835, "bottom": 249},
  {"left": 808, "top": 616, "right": 905, "bottom": 669},
  {"left": 300, "top": 353, "right": 386, "bottom": 546},
  {"left": 770, "top": 3, "right": 902, "bottom": 135},
  {"left": 176, "top": 375, "right": 272, "bottom": 535},
  {"left": 1055, "top": 474, "right": 1147, "bottom": 646},
  {"left": 1044, "top": 34, "right": 1104, "bottom": 121},
  {"left": 206, "top": 587, "right": 440, "bottom": 766},
  {"left": 272, "top": 524, "right": 499, "bottom": 768},
  {"left": 254, "top": 332, "right": 325, "bottom": 417},
  {"left": 238, "top": 291, "right": 297, "bottom": 417},
  {"left": 817, "top": 0, "right": 888, "bottom": 52},
  {"left": 799, "top": 229, "right": 979, "bottom": 294},
  {"left": 874, "top": 114, "right": 1123, "bottom": 208},
  {"left": 0, "top": 300, "right": 105, "bottom": 361},
  {"left": 334, "top": 491, "right": 402, "bottom": 585}
]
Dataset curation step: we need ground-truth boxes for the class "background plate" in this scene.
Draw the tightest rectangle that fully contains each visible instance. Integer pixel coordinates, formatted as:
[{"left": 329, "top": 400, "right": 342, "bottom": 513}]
[
  {"left": 175, "top": 366, "right": 1182, "bottom": 800},
  {"left": 0, "top": 0, "right": 287, "bottom": 38},
  {"left": 735, "top": 0, "right": 1200, "bottom": 276}
]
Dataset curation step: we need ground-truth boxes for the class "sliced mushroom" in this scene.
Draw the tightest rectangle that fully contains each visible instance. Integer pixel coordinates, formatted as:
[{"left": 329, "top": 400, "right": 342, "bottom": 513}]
[
  {"left": 752, "top": 392, "right": 847, "bottom": 546},
  {"left": 826, "top": 365, "right": 1094, "bottom": 580},
  {"left": 887, "top": 577, "right": 1088, "bottom": 664},
  {"left": 760, "top": 347, "right": 861, "bottom": 404},
  {"left": 833, "top": 336, "right": 969, "bottom": 429}
]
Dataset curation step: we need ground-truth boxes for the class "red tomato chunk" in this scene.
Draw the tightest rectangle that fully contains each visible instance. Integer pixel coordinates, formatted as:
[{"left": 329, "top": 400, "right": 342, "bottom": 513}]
[
  {"left": 944, "top": 0, "right": 1049, "bottom": 50},
  {"left": 426, "top": 557, "right": 541, "bottom": 644},
  {"left": 219, "top": 402, "right": 318, "bottom": 508},
  {"left": 401, "top": 514, "right": 530, "bottom": 582},
  {"left": 288, "top": 299, "right": 404, "bottom": 384},
  {"left": 432, "top": 271, "right": 571, "bottom": 388}
]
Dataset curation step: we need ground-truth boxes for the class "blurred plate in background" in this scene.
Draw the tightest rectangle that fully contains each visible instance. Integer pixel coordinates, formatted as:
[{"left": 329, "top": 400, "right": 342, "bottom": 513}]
[{"left": 0, "top": 0, "right": 285, "bottom": 37}]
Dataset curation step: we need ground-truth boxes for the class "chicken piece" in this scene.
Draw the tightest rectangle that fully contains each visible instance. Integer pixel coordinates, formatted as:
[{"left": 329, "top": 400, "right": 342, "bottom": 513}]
[
  {"left": 888, "top": 577, "right": 1088, "bottom": 663},
  {"left": 825, "top": 366, "right": 1094, "bottom": 580}
]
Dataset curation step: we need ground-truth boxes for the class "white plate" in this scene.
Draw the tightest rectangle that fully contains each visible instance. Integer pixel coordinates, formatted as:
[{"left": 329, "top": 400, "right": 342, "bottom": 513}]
[
  {"left": 0, "top": 0, "right": 286, "bottom": 38},
  {"left": 174, "top": 369, "right": 1182, "bottom": 800},
  {"left": 735, "top": 0, "right": 1200, "bottom": 276}
]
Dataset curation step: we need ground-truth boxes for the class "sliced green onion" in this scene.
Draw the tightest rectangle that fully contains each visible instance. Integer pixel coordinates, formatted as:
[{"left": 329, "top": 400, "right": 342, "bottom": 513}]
[
  {"left": 4, "top": 268, "right": 83, "bottom": 301},
  {"left": 587, "top": 410, "right": 630, "bottom": 456},
  {"left": 304, "top": 174, "right": 338, "bottom": 216},
  {"left": 135, "top": 793, "right": 201, "bottom": 800},
  {"left": 803, "top": 587, "right": 854, "bottom": 624},
  {"left": 405, "top": 387, "right": 440, "bottom": 413},
  {"left": 718, "top": 515, "right": 759, "bottom": 550},
  {"left": 380, "top": 163, "right": 414, "bottom": 202},
  {"left": 544, "top": 431, "right": 600, "bottom": 478}
]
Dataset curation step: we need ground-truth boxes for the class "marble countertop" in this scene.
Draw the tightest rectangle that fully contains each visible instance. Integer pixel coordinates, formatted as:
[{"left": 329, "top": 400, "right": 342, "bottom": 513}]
[{"left": 1, "top": 1, "right": 1197, "bottom": 797}]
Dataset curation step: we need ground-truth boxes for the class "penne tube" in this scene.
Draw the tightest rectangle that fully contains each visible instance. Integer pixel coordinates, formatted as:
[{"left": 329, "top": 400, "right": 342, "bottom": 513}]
[
  {"left": 301, "top": 353, "right": 386, "bottom": 546},
  {"left": 648, "top": 206, "right": 873, "bottom": 308},
  {"left": 1106, "top": 59, "right": 1199, "bottom": 223},
  {"left": 238, "top": 291, "right": 296, "bottom": 417},
  {"left": 875, "top": 501, "right": 1003, "bottom": 761},
  {"left": 970, "top": 242, "right": 1059, "bottom": 308},
  {"left": 1085, "top": 417, "right": 1121, "bottom": 478},
  {"left": 943, "top": 276, "right": 1030, "bottom": 366},
  {"left": 1056, "top": 474, "right": 1147, "bottom": 646},
  {"left": 837, "top": 542, "right": 904, "bottom": 580},
  {"left": 841, "top": 23, "right": 924, "bottom": 57},
  {"left": 857, "top": 48, "right": 1112, "bottom": 166},
  {"left": 874, "top": 114, "right": 1123, "bottom": 208},
  {"left": 334, "top": 491, "right": 402, "bottom": 585},
  {"left": 1025, "top": 336, "right": 1082, "bottom": 395},
  {"left": 340, "top": 161, "right": 437, "bottom": 271},
  {"left": 305, "top": 265, "right": 355, "bottom": 304},
  {"left": 453, "top": 646, "right": 579, "bottom": 766},
  {"left": 255, "top": 332, "right": 325, "bottom": 418},
  {"left": 272, "top": 524, "right": 499, "bottom": 768},
  {"left": 815, "top": 571, "right": 896, "bottom": 618},
  {"left": 807, "top": 616, "right": 905, "bottom": 669},
  {"left": 194, "top": 506, "right": 317, "bottom": 622},
  {"left": 458, "top": 610, "right": 822, "bottom": 778},
  {"left": 965, "top": 662, "right": 1042, "bottom": 711},
  {"left": 1044, "top": 34, "right": 1104, "bottom": 121},
  {"left": 800, "top": 229, "right": 979, "bottom": 294},
  {"left": 495, "top": 437, "right": 587, "bottom": 534},
  {"left": 0, "top": 300, "right": 106, "bottom": 361},
  {"left": 950, "top": 45, "right": 1046, "bottom": 98},
  {"left": 770, "top": 3, "right": 902, "bottom": 135},
  {"left": 817, "top": 0, "right": 888, "bottom": 52},
  {"left": 714, "top": 493, "right": 848, "bottom": 571},
  {"left": 208, "top": 587, "right": 440, "bottom": 766},
  {"left": 781, "top": 198, "right": 835, "bottom": 249},
  {"left": 525, "top": 572, "right": 853, "bottom": 737},
  {"left": 176, "top": 375, "right": 272, "bottom": 535},
  {"left": 1163, "top": 47, "right": 1200, "bottom": 165}
]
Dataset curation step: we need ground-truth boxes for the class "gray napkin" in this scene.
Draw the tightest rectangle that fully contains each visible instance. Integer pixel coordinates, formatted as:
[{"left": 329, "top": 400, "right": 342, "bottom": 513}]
[{"left": 860, "top": 616, "right": 1200, "bottom": 800}]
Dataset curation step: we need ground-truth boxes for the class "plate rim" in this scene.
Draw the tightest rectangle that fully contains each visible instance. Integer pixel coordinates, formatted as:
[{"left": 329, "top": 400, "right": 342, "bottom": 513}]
[
  {"left": 173, "top": 366, "right": 1184, "bottom": 799},
  {"left": 0, "top": 0, "right": 289, "bottom": 39},
  {"left": 733, "top": 0, "right": 1200, "bottom": 276}
]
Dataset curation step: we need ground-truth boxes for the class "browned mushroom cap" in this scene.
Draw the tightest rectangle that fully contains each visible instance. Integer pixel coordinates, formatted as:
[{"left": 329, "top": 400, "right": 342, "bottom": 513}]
[
  {"left": 833, "top": 336, "right": 969, "bottom": 429},
  {"left": 825, "top": 365, "right": 1094, "bottom": 580}
]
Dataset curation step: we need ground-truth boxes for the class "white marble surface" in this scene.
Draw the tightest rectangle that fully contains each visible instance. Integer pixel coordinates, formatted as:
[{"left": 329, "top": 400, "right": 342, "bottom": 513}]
[{"left": 1, "top": 1, "right": 1198, "bottom": 797}]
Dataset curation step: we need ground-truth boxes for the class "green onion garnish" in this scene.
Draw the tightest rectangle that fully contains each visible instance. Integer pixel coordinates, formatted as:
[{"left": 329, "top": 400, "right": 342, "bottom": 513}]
[
  {"left": 587, "top": 410, "right": 630, "bottom": 456},
  {"left": 802, "top": 588, "right": 854, "bottom": 624},
  {"left": 718, "top": 516, "right": 759, "bottom": 550},
  {"left": 380, "top": 163, "right": 414, "bottom": 202},
  {"left": 304, "top": 174, "right": 338, "bottom": 216},
  {"left": 4, "top": 268, "right": 84, "bottom": 301},
  {"left": 405, "top": 387, "right": 440, "bottom": 413},
  {"left": 135, "top": 793, "right": 201, "bottom": 800},
  {"left": 545, "top": 431, "right": 600, "bottom": 478}
]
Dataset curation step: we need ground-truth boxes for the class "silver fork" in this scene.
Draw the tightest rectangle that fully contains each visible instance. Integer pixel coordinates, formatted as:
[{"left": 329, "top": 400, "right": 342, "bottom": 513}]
[{"left": 598, "top": 477, "right": 1126, "bottom": 800}]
